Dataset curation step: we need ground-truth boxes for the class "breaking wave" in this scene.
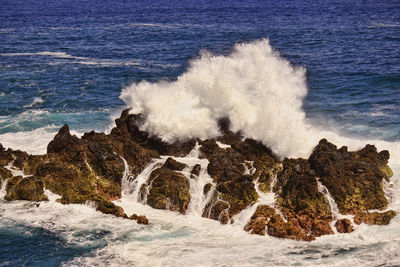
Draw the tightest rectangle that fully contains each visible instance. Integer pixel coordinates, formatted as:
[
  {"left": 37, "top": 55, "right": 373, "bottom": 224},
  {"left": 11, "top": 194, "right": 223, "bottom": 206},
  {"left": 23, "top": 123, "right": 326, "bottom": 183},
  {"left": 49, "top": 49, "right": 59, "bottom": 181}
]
[{"left": 120, "top": 39, "right": 400, "bottom": 162}]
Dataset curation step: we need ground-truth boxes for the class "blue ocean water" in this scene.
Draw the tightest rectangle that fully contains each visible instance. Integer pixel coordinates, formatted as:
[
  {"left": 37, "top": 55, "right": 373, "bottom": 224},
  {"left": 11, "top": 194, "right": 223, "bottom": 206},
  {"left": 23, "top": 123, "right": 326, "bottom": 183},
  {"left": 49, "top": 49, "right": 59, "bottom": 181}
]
[
  {"left": 1, "top": 0, "right": 400, "bottom": 266},
  {"left": 1, "top": 0, "right": 399, "bottom": 137}
]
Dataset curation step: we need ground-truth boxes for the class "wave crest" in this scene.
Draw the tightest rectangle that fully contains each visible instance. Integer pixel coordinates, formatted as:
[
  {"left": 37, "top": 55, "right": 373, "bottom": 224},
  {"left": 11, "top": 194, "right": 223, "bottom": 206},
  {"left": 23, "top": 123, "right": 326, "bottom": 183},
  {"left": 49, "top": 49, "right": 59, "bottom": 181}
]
[
  {"left": 120, "top": 39, "right": 313, "bottom": 157},
  {"left": 120, "top": 38, "right": 400, "bottom": 162}
]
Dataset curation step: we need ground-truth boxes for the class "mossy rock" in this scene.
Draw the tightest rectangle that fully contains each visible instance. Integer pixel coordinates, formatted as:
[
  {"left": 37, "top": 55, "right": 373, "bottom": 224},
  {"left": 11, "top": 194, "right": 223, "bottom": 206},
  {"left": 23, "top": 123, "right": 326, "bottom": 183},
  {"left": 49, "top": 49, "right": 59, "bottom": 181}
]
[
  {"left": 5, "top": 176, "right": 48, "bottom": 202},
  {"left": 275, "top": 158, "right": 332, "bottom": 219},
  {"left": 379, "top": 165, "right": 393, "bottom": 180},
  {"left": 244, "top": 205, "right": 276, "bottom": 235},
  {"left": 218, "top": 175, "right": 259, "bottom": 217},
  {"left": 309, "top": 139, "right": 394, "bottom": 218},
  {"left": 0, "top": 167, "right": 12, "bottom": 180},
  {"left": 96, "top": 179, "right": 121, "bottom": 200},
  {"left": 146, "top": 167, "right": 190, "bottom": 214},
  {"left": 354, "top": 210, "right": 396, "bottom": 225}
]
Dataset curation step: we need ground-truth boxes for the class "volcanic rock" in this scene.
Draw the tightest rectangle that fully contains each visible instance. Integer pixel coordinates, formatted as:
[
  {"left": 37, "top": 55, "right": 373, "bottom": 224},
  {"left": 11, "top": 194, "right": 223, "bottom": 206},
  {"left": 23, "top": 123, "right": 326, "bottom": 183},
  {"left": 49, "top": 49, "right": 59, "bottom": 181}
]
[
  {"left": 1, "top": 109, "right": 397, "bottom": 241},
  {"left": 146, "top": 165, "right": 190, "bottom": 214},
  {"left": 308, "top": 139, "right": 396, "bottom": 219}
]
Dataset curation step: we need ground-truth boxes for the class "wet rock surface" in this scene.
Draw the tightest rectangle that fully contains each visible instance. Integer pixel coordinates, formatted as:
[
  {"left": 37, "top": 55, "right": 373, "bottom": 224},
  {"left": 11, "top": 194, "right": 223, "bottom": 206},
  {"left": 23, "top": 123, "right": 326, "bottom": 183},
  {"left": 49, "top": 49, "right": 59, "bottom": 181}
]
[
  {"left": 335, "top": 219, "right": 354, "bottom": 233},
  {"left": 0, "top": 110, "right": 396, "bottom": 240},
  {"left": 146, "top": 161, "right": 190, "bottom": 214},
  {"left": 309, "top": 139, "right": 396, "bottom": 222}
]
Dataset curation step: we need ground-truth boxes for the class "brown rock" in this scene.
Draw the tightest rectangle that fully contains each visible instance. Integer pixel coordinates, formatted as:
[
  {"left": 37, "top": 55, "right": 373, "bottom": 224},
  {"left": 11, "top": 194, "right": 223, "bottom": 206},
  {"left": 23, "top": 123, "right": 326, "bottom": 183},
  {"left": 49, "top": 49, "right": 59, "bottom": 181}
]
[
  {"left": 354, "top": 211, "right": 396, "bottom": 225},
  {"left": 146, "top": 166, "right": 190, "bottom": 214},
  {"left": 309, "top": 139, "right": 394, "bottom": 217},
  {"left": 244, "top": 205, "right": 275, "bottom": 235},
  {"left": 163, "top": 157, "right": 187, "bottom": 171},
  {"left": 129, "top": 213, "right": 149, "bottom": 225},
  {"left": 47, "top": 124, "right": 84, "bottom": 154},
  {"left": 190, "top": 164, "right": 201, "bottom": 178},
  {"left": 335, "top": 219, "right": 354, "bottom": 233},
  {"left": 5, "top": 176, "right": 48, "bottom": 202}
]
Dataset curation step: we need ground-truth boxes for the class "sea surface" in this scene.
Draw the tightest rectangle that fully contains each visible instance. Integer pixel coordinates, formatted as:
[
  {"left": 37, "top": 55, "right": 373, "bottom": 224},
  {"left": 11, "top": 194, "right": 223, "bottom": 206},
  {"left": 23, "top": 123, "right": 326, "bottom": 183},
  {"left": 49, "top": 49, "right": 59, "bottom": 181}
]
[{"left": 1, "top": 0, "right": 400, "bottom": 266}]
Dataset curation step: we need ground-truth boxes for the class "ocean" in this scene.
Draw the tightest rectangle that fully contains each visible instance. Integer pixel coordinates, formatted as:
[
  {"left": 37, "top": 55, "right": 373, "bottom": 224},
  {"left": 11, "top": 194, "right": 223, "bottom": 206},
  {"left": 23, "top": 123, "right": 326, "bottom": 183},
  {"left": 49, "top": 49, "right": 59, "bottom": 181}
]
[{"left": 1, "top": 0, "right": 400, "bottom": 266}]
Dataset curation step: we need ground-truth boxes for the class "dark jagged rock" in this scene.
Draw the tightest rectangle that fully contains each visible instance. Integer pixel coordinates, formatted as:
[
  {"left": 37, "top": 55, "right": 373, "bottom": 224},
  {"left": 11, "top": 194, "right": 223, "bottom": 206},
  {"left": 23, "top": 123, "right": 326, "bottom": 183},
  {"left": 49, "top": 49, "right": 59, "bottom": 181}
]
[
  {"left": 47, "top": 124, "right": 85, "bottom": 154},
  {"left": 199, "top": 133, "right": 281, "bottom": 223},
  {"left": 1, "top": 109, "right": 397, "bottom": 241},
  {"left": 203, "top": 183, "right": 212, "bottom": 195},
  {"left": 275, "top": 158, "right": 332, "bottom": 219},
  {"left": 252, "top": 157, "right": 335, "bottom": 240},
  {"left": 0, "top": 167, "right": 12, "bottom": 181},
  {"left": 112, "top": 109, "right": 196, "bottom": 156},
  {"left": 200, "top": 137, "right": 260, "bottom": 222}
]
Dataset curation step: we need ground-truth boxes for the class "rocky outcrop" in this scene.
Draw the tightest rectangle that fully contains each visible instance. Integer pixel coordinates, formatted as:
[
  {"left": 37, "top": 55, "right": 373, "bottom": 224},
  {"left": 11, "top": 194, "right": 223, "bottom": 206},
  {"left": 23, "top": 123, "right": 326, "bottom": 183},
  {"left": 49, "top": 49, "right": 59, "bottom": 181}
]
[
  {"left": 146, "top": 159, "right": 190, "bottom": 213},
  {"left": 0, "top": 115, "right": 156, "bottom": 224},
  {"left": 0, "top": 110, "right": 396, "bottom": 240},
  {"left": 308, "top": 139, "right": 396, "bottom": 224},
  {"left": 199, "top": 131, "right": 280, "bottom": 223},
  {"left": 5, "top": 175, "right": 48, "bottom": 202},
  {"left": 244, "top": 139, "right": 396, "bottom": 240}
]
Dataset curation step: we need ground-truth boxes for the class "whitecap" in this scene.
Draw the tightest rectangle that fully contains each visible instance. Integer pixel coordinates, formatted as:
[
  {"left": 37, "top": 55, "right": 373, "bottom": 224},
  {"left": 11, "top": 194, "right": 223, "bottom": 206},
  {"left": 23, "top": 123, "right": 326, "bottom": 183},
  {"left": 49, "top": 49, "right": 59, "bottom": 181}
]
[{"left": 23, "top": 97, "right": 44, "bottom": 108}]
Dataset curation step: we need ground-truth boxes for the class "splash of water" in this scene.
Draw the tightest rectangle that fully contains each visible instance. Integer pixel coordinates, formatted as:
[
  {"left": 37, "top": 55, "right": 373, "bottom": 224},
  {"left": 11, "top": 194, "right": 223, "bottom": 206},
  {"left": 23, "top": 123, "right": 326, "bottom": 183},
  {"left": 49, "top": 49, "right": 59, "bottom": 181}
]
[{"left": 120, "top": 39, "right": 400, "bottom": 162}]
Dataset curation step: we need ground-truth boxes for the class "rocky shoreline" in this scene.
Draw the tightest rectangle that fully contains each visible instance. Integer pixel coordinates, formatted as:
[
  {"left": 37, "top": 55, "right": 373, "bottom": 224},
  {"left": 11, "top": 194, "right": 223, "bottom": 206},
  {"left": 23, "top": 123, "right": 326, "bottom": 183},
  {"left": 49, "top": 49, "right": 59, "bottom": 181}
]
[{"left": 0, "top": 109, "right": 396, "bottom": 240}]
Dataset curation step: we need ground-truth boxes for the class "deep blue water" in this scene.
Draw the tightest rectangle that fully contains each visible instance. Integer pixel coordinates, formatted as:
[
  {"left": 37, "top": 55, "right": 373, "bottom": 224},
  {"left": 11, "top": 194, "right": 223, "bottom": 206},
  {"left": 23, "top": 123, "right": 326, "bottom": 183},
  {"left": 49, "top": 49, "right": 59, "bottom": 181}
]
[
  {"left": 1, "top": 0, "right": 400, "bottom": 265},
  {"left": 0, "top": 219, "right": 105, "bottom": 266},
  {"left": 1, "top": 0, "right": 399, "bottom": 136}
]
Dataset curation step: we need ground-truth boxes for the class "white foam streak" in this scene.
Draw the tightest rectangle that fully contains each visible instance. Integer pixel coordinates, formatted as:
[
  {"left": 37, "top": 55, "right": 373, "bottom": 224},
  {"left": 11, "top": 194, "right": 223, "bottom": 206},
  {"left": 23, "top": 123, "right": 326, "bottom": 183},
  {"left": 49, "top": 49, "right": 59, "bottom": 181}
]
[
  {"left": 216, "top": 141, "right": 231, "bottom": 149},
  {"left": 173, "top": 145, "right": 214, "bottom": 216},
  {"left": 122, "top": 158, "right": 165, "bottom": 202},
  {"left": 0, "top": 178, "right": 9, "bottom": 200},
  {"left": 43, "top": 189, "right": 62, "bottom": 202},
  {"left": 0, "top": 51, "right": 141, "bottom": 67},
  {"left": 0, "top": 51, "right": 88, "bottom": 60}
]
